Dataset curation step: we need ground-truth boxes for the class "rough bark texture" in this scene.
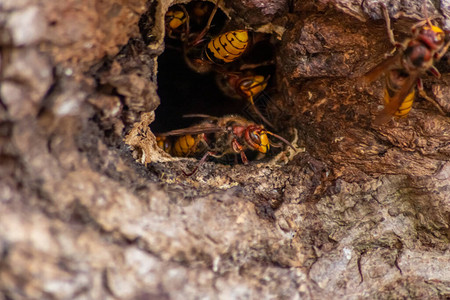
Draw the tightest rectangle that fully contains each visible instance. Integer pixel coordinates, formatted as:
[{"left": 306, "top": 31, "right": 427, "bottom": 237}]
[{"left": 1, "top": 0, "right": 450, "bottom": 299}]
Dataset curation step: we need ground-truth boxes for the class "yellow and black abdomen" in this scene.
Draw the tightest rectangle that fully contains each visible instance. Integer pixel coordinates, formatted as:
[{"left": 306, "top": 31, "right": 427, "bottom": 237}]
[
  {"left": 157, "top": 135, "right": 199, "bottom": 157},
  {"left": 165, "top": 9, "right": 187, "bottom": 32},
  {"left": 238, "top": 75, "right": 267, "bottom": 103},
  {"left": 384, "top": 71, "right": 415, "bottom": 117},
  {"left": 205, "top": 30, "right": 249, "bottom": 64},
  {"left": 157, "top": 134, "right": 207, "bottom": 157},
  {"left": 173, "top": 134, "right": 202, "bottom": 157},
  {"left": 383, "top": 88, "right": 415, "bottom": 117}
]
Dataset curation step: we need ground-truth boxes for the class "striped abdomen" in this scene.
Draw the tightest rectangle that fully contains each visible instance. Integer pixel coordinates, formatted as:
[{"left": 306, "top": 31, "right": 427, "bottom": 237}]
[
  {"left": 384, "top": 69, "right": 415, "bottom": 117},
  {"left": 173, "top": 134, "right": 203, "bottom": 157},
  {"left": 205, "top": 30, "right": 249, "bottom": 64},
  {"left": 238, "top": 75, "right": 267, "bottom": 101},
  {"left": 383, "top": 88, "right": 415, "bottom": 117},
  {"left": 165, "top": 9, "right": 187, "bottom": 32}
]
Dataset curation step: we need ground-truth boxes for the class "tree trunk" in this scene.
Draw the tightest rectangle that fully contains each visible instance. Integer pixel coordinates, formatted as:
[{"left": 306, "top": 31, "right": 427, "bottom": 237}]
[{"left": 1, "top": 0, "right": 449, "bottom": 299}]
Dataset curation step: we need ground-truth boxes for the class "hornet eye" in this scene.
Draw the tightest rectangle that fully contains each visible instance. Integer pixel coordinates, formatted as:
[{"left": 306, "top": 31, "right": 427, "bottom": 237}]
[
  {"left": 250, "top": 131, "right": 261, "bottom": 145},
  {"left": 240, "top": 80, "right": 253, "bottom": 89}
]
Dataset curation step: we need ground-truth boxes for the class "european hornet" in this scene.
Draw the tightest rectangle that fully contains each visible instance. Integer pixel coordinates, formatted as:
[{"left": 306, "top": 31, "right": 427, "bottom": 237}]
[
  {"left": 363, "top": 3, "right": 450, "bottom": 125},
  {"left": 184, "top": 27, "right": 250, "bottom": 73},
  {"left": 164, "top": 1, "right": 249, "bottom": 72},
  {"left": 216, "top": 72, "right": 274, "bottom": 127},
  {"left": 156, "top": 114, "right": 294, "bottom": 175},
  {"left": 165, "top": 1, "right": 217, "bottom": 41},
  {"left": 165, "top": 5, "right": 188, "bottom": 39},
  {"left": 174, "top": 0, "right": 250, "bottom": 72}
]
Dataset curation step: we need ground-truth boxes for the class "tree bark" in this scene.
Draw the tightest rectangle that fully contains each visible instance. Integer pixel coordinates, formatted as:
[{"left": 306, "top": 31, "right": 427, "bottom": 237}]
[{"left": 1, "top": 0, "right": 449, "bottom": 299}]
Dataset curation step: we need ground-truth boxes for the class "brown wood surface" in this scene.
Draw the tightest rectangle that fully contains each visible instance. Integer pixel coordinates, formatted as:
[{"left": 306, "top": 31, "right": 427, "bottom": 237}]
[{"left": 1, "top": 0, "right": 449, "bottom": 299}]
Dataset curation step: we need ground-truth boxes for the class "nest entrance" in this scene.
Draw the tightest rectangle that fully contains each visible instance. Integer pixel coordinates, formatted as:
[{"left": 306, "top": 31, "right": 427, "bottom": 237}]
[{"left": 152, "top": 1, "right": 279, "bottom": 135}]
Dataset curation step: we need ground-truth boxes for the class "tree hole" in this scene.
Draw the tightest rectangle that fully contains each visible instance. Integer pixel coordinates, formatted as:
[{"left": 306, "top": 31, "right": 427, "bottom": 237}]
[
  {"left": 152, "top": 1, "right": 279, "bottom": 133},
  {"left": 137, "top": 0, "right": 293, "bottom": 168}
]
